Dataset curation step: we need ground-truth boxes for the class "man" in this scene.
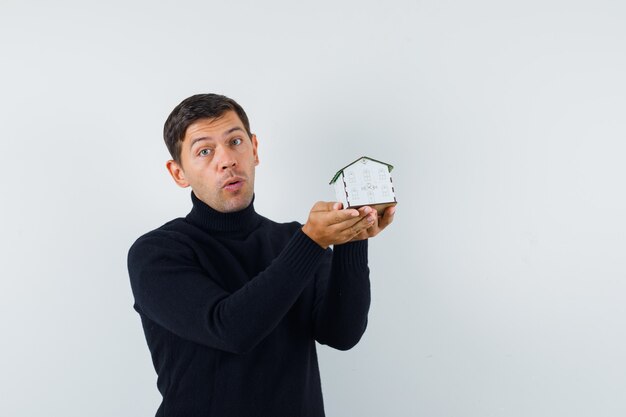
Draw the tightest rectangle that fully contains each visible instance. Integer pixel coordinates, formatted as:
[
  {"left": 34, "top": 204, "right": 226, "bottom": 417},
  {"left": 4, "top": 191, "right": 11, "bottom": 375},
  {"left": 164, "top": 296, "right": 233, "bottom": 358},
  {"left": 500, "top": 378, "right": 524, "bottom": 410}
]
[{"left": 128, "top": 93, "right": 395, "bottom": 416}]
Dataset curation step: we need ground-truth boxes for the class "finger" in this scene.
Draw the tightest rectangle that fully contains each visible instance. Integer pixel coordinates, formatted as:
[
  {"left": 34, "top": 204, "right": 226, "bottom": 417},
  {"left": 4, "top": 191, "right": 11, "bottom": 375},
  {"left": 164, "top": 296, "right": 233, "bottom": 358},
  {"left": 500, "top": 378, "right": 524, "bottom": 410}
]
[
  {"left": 312, "top": 201, "right": 353, "bottom": 212},
  {"left": 350, "top": 228, "right": 370, "bottom": 242},
  {"left": 328, "top": 208, "right": 360, "bottom": 225},
  {"left": 310, "top": 201, "right": 337, "bottom": 212},
  {"left": 311, "top": 201, "right": 358, "bottom": 218},
  {"left": 357, "top": 206, "right": 374, "bottom": 216},
  {"left": 334, "top": 206, "right": 375, "bottom": 229},
  {"left": 336, "top": 208, "right": 375, "bottom": 228},
  {"left": 339, "top": 213, "right": 376, "bottom": 237},
  {"left": 378, "top": 205, "right": 396, "bottom": 229}
]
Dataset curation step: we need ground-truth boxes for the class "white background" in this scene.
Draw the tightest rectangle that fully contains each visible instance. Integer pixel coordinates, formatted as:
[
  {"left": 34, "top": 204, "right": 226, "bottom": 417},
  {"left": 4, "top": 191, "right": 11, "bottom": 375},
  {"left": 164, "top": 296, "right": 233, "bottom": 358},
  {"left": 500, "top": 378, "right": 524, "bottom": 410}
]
[{"left": 1, "top": 1, "right": 625, "bottom": 416}]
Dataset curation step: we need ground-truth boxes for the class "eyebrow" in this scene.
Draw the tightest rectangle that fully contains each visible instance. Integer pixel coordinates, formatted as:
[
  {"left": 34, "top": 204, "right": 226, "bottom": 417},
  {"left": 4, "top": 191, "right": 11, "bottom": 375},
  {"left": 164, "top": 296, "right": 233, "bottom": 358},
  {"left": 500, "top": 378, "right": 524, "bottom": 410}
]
[{"left": 190, "top": 127, "right": 245, "bottom": 148}]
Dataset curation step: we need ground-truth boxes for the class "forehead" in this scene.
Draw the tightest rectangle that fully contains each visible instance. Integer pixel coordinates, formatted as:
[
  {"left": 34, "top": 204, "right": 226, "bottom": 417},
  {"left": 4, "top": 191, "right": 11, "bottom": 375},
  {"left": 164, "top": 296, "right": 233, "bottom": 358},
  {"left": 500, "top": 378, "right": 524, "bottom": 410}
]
[{"left": 183, "top": 111, "right": 245, "bottom": 143}]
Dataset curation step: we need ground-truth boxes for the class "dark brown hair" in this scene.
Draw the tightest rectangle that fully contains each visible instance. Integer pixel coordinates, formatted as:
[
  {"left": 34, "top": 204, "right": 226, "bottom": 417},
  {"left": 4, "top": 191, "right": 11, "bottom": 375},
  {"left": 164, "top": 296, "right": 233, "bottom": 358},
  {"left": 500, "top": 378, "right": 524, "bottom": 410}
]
[{"left": 163, "top": 93, "right": 252, "bottom": 163}]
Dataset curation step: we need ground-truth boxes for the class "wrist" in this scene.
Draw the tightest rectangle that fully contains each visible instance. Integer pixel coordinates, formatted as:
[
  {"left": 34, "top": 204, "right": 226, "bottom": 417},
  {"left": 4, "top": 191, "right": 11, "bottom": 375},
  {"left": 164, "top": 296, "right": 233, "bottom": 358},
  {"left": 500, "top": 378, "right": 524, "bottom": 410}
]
[{"left": 301, "top": 224, "right": 328, "bottom": 249}]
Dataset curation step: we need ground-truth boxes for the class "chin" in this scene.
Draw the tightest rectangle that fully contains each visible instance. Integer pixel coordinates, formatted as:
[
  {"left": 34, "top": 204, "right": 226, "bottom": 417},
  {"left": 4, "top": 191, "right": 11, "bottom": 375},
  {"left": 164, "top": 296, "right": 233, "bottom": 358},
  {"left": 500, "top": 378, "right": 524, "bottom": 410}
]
[{"left": 221, "top": 195, "right": 253, "bottom": 213}]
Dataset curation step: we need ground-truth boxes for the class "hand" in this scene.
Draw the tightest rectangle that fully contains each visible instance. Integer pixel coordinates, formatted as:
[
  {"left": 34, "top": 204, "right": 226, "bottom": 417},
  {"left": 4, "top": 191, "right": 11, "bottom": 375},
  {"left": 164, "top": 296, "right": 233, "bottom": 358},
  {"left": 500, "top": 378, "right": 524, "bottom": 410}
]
[
  {"left": 349, "top": 205, "right": 396, "bottom": 242},
  {"left": 302, "top": 201, "right": 375, "bottom": 249}
]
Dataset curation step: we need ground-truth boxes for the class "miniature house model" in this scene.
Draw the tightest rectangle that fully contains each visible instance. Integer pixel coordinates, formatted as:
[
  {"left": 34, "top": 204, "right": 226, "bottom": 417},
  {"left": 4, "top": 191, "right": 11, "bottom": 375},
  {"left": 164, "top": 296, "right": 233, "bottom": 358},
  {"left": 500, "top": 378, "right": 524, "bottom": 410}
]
[{"left": 329, "top": 156, "right": 397, "bottom": 210}]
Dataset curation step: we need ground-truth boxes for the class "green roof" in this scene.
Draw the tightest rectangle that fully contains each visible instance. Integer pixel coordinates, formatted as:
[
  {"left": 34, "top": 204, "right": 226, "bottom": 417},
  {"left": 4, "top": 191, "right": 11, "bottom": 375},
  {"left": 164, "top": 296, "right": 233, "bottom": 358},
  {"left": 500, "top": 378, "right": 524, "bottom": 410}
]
[{"left": 329, "top": 156, "right": 394, "bottom": 184}]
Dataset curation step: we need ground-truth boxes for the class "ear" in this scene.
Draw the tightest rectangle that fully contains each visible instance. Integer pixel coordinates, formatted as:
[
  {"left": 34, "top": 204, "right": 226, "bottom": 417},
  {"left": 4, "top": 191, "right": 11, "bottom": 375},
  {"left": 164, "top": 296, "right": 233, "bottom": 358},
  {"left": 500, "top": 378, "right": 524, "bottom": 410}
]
[
  {"left": 166, "top": 160, "right": 190, "bottom": 188},
  {"left": 251, "top": 133, "right": 260, "bottom": 166}
]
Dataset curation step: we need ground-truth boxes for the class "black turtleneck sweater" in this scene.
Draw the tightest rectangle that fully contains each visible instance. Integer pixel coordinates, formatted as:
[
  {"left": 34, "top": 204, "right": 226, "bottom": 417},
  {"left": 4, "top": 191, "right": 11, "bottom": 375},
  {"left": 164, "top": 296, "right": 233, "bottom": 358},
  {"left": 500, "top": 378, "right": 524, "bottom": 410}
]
[{"left": 127, "top": 193, "right": 370, "bottom": 417}]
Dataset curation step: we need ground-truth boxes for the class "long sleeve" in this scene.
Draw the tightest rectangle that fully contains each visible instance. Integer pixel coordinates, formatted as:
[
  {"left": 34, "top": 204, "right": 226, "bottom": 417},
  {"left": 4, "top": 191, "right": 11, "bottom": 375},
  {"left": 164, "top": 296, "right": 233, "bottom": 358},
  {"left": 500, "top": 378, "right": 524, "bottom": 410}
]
[
  {"left": 312, "top": 239, "right": 371, "bottom": 350},
  {"left": 128, "top": 228, "right": 326, "bottom": 355}
]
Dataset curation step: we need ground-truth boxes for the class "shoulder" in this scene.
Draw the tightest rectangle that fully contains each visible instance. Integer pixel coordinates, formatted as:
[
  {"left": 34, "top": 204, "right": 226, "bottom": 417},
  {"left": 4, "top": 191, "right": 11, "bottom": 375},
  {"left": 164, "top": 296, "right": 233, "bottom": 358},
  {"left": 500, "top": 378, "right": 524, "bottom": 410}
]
[{"left": 128, "top": 218, "right": 196, "bottom": 262}]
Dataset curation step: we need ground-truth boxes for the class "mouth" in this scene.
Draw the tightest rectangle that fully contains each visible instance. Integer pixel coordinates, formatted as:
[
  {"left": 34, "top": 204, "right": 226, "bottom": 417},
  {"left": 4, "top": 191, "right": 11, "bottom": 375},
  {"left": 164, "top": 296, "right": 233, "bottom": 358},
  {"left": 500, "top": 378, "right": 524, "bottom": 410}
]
[{"left": 222, "top": 176, "right": 245, "bottom": 191}]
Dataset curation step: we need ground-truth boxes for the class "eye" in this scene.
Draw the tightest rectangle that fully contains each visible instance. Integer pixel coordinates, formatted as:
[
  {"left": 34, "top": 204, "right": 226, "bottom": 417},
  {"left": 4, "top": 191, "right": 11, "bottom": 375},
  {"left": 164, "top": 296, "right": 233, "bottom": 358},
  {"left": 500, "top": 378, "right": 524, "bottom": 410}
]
[
  {"left": 199, "top": 148, "right": 212, "bottom": 157},
  {"left": 232, "top": 138, "right": 243, "bottom": 146}
]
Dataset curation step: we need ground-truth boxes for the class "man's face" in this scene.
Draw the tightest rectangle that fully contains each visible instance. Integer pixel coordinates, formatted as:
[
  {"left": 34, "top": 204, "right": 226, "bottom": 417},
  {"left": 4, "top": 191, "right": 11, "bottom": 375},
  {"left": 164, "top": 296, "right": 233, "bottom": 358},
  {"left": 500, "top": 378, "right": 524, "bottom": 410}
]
[{"left": 166, "top": 110, "right": 259, "bottom": 213}]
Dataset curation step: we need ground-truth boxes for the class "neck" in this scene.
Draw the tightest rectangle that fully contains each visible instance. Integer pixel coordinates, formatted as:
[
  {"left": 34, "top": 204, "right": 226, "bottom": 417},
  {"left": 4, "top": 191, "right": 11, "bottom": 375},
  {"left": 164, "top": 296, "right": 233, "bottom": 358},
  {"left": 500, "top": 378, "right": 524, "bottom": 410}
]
[{"left": 186, "top": 191, "right": 260, "bottom": 233}]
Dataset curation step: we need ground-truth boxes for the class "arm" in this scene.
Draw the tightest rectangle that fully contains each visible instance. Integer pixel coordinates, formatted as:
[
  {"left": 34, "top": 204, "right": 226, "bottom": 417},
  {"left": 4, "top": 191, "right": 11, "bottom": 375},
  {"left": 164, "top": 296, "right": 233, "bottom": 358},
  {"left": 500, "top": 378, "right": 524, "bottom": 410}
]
[
  {"left": 312, "top": 240, "right": 371, "bottom": 350},
  {"left": 128, "top": 229, "right": 325, "bottom": 355},
  {"left": 306, "top": 203, "right": 396, "bottom": 350},
  {"left": 128, "top": 202, "right": 392, "bottom": 355}
]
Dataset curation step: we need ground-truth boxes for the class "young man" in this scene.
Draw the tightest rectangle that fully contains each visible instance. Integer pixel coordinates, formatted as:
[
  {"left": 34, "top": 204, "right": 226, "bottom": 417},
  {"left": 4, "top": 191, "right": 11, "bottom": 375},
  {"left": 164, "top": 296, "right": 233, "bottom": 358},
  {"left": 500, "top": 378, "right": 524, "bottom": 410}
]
[{"left": 128, "top": 93, "right": 395, "bottom": 417}]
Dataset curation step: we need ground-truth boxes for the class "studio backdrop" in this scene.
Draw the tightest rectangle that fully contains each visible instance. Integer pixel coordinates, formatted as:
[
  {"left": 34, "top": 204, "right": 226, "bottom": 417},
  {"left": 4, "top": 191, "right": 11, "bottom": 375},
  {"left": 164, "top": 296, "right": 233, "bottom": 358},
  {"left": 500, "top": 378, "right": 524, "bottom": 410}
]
[{"left": 1, "top": 1, "right": 625, "bottom": 416}]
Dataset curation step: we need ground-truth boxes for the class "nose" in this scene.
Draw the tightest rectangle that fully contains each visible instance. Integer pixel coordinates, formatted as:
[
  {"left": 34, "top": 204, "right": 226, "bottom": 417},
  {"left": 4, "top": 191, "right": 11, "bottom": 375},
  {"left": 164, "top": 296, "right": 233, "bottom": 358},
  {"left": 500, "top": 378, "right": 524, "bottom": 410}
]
[{"left": 215, "top": 146, "right": 237, "bottom": 171}]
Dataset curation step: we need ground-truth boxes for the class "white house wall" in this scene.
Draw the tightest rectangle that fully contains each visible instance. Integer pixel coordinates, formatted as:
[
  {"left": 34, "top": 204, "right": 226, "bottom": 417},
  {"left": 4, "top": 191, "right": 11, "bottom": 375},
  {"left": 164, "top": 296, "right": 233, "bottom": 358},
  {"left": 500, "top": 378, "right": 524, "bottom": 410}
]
[{"left": 341, "top": 159, "right": 395, "bottom": 207}]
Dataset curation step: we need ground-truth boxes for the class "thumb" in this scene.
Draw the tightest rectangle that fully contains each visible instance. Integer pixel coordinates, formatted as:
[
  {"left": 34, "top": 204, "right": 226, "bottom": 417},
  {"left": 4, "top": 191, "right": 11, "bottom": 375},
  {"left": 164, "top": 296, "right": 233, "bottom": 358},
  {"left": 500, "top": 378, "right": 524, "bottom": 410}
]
[{"left": 312, "top": 201, "right": 340, "bottom": 212}]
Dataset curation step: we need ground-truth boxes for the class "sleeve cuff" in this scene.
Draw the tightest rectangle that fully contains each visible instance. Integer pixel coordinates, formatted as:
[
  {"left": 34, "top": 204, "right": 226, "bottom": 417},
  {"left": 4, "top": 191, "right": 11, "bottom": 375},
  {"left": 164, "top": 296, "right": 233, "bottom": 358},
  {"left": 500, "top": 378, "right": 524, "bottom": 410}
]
[{"left": 332, "top": 239, "right": 368, "bottom": 265}]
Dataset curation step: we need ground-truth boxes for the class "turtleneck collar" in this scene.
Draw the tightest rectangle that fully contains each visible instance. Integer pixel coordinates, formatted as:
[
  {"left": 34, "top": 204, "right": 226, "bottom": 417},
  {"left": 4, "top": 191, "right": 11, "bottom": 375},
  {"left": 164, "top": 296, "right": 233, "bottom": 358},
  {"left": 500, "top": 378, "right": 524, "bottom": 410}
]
[{"left": 185, "top": 191, "right": 262, "bottom": 233}]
